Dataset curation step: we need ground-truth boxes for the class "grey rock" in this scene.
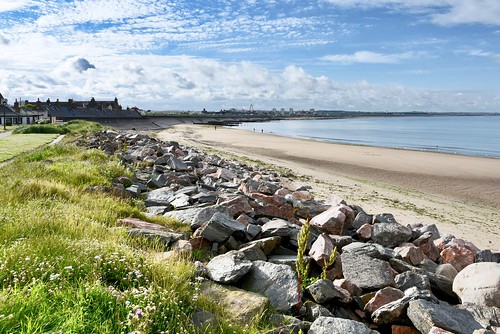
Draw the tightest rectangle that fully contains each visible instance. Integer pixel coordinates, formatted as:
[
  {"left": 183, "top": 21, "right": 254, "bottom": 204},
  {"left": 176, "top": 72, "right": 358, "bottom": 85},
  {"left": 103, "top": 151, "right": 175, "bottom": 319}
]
[
  {"left": 239, "top": 236, "right": 282, "bottom": 256},
  {"left": 192, "top": 309, "right": 217, "bottom": 329},
  {"left": 164, "top": 207, "right": 204, "bottom": 225},
  {"left": 165, "top": 154, "right": 188, "bottom": 171},
  {"left": 146, "top": 205, "right": 170, "bottom": 216},
  {"left": 341, "top": 253, "right": 395, "bottom": 290},
  {"left": 395, "top": 271, "right": 431, "bottom": 292},
  {"left": 304, "top": 301, "right": 334, "bottom": 322},
  {"left": 457, "top": 304, "right": 500, "bottom": 328},
  {"left": 145, "top": 187, "right": 175, "bottom": 206},
  {"left": 169, "top": 193, "right": 191, "bottom": 208},
  {"left": 206, "top": 250, "right": 252, "bottom": 284},
  {"left": 435, "top": 263, "right": 458, "bottom": 280},
  {"left": 127, "top": 228, "right": 184, "bottom": 247},
  {"left": 476, "top": 250, "right": 500, "bottom": 263},
  {"left": 374, "top": 213, "right": 397, "bottom": 224},
  {"left": 416, "top": 224, "right": 440, "bottom": 240},
  {"left": 353, "top": 211, "right": 373, "bottom": 230},
  {"left": 308, "top": 316, "right": 380, "bottom": 334},
  {"left": 261, "top": 218, "right": 293, "bottom": 238},
  {"left": 245, "top": 224, "right": 262, "bottom": 240},
  {"left": 306, "top": 279, "right": 344, "bottom": 304},
  {"left": 342, "top": 242, "right": 398, "bottom": 261},
  {"left": 268, "top": 255, "right": 305, "bottom": 270},
  {"left": 372, "top": 222, "right": 412, "bottom": 248},
  {"left": 267, "top": 314, "right": 311, "bottom": 334},
  {"left": 190, "top": 205, "right": 231, "bottom": 230},
  {"left": 239, "top": 260, "right": 299, "bottom": 312},
  {"left": 239, "top": 243, "right": 267, "bottom": 261},
  {"left": 197, "top": 212, "right": 246, "bottom": 242},
  {"left": 407, "top": 299, "right": 484, "bottom": 334}
]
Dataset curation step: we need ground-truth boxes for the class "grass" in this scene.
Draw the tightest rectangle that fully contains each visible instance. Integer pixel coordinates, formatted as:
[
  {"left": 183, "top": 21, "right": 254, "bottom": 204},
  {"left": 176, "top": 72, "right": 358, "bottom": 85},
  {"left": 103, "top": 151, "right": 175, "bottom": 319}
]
[
  {"left": 0, "top": 140, "right": 266, "bottom": 333},
  {"left": 0, "top": 134, "right": 59, "bottom": 162},
  {"left": 13, "top": 119, "right": 108, "bottom": 135}
]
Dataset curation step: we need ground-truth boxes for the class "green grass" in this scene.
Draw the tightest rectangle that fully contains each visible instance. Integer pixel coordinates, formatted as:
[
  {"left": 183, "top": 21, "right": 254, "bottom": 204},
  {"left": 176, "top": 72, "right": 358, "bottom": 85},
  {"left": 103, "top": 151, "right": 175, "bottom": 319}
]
[
  {"left": 0, "top": 141, "right": 268, "bottom": 333},
  {"left": 13, "top": 120, "right": 108, "bottom": 135},
  {"left": 0, "top": 134, "right": 59, "bottom": 162}
]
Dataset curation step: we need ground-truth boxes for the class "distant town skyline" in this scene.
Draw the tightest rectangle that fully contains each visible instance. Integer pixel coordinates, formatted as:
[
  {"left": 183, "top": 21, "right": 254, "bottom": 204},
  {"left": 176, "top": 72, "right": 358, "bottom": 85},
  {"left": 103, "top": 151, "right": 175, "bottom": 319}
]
[{"left": 1, "top": 0, "right": 499, "bottom": 112}]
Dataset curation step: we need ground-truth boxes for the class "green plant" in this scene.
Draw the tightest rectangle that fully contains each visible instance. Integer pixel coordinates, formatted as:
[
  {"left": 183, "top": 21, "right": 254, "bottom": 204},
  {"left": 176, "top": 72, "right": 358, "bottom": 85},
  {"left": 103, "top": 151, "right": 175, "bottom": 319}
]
[
  {"left": 295, "top": 219, "right": 312, "bottom": 312},
  {"left": 320, "top": 246, "right": 337, "bottom": 280}
]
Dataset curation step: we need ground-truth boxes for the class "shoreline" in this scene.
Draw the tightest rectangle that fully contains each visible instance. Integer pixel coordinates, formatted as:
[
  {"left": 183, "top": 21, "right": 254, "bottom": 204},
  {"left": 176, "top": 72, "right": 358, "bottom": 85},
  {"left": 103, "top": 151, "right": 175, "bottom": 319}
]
[{"left": 154, "top": 124, "right": 500, "bottom": 252}]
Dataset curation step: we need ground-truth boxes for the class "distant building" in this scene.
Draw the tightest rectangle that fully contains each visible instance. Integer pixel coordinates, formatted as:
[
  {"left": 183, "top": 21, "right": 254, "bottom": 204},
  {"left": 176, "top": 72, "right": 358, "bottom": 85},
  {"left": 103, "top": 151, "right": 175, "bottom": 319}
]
[
  {"left": 22, "top": 96, "right": 141, "bottom": 122},
  {"left": 0, "top": 95, "right": 42, "bottom": 126}
]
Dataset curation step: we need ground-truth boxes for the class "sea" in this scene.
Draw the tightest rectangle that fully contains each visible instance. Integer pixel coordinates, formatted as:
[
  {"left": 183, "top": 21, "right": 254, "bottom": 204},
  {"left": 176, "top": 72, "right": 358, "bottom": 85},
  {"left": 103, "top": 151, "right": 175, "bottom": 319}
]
[{"left": 231, "top": 115, "right": 500, "bottom": 158}]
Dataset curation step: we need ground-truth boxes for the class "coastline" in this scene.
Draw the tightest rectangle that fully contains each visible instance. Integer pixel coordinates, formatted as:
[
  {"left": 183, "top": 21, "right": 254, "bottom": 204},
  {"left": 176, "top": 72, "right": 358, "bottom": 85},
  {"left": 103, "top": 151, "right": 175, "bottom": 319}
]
[{"left": 154, "top": 124, "right": 500, "bottom": 252}]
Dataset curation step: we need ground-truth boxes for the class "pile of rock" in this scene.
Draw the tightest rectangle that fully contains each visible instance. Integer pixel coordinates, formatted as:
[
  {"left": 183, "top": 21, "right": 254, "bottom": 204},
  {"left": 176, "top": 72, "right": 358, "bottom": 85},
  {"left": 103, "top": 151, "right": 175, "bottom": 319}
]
[{"left": 81, "top": 130, "right": 500, "bottom": 334}]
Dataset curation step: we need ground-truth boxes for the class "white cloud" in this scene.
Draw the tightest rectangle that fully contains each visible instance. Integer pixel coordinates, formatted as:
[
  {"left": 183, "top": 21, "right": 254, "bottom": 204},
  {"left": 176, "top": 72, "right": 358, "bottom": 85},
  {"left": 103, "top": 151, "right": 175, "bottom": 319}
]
[
  {"left": 0, "top": 0, "right": 33, "bottom": 13},
  {"left": 322, "top": 51, "right": 418, "bottom": 64},
  {"left": 323, "top": 0, "right": 500, "bottom": 26}
]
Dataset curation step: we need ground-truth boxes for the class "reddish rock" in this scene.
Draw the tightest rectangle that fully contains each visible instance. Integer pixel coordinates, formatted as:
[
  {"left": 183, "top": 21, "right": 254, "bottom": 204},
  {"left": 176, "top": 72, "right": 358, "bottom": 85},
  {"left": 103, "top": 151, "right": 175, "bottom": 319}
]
[
  {"left": 238, "top": 177, "right": 260, "bottom": 195},
  {"left": 357, "top": 223, "right": 373, "bottom": 241},
  {"left": 394, "top": 243, "right": 427, "bottom": 266},
  {"left": 207, "top": 167, "right": 237, "bottom": 181},
  {"left": 218, "top": 196, "right": 253, "bottom": 217},
  {"left": 292, "top": 190, "right": 314, "bottom": 202},
  {"left": 334, "top": 279, "right": 362, "bottom": 297},
  {"left": 413, "top": 232, "right": 441, "bottom": 262},
  {"left": 391, "top": 325, "right": 421, "bottom": 334},
  {"left": 249, "top": 193, "right": 297, "bottom": 222},
  {"left": 309, "top": 234, "right": 336, "bottom": 267},
  {"left": 274, "top": 188, "right": 292, "bottom": 198},
  {"left": 434, "top": 238, "right": 447, "bottom": 251},
  {"left": 364, "top": 287, "right": 404, "bottom": 314},
  {"left": 236, "top": 213, "right": 254, "bottom": 225},
  {"left": 310, "top": 205, "right": 347, "bottom": 235},
  {"left": 189, "top": 236, "right": 212, "bottom": 250},
  {"left": 448, "top": 238, "right": 480, "bottom": 253},
  {"left": 440, "top": 245, "right": 476, "bottom": 272}
]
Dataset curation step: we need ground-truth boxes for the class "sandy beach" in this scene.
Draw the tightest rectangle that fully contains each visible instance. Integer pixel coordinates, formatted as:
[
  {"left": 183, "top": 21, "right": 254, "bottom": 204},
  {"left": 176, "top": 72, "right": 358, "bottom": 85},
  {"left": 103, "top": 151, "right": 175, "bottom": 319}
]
[{"left": 154, "top": 124, "right": 500, "bottom": 252}]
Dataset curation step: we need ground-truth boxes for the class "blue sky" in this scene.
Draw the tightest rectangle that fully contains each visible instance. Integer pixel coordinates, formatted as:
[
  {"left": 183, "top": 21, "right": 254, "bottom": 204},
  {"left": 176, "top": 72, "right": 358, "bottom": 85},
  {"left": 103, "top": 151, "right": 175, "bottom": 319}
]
[{"left": 0, "top": 0, "right": 499, "bottom": 112}]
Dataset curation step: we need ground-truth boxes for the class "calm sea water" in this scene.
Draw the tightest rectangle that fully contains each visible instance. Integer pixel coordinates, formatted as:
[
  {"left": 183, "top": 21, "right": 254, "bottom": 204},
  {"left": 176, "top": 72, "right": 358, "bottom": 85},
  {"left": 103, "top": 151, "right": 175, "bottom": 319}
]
[{"left": 232, "top": 116, "right": 500, "bottom": 158}]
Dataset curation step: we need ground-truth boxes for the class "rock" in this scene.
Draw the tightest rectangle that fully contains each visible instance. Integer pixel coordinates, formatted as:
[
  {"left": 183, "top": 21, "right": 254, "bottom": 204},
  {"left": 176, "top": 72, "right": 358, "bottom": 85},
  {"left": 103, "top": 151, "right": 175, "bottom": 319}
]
[
  {"left": 428, "top": 327, "right": 455, "bottom": 334},
  {"left": 267, "top": 314, "right": 311, "bottom": 334},
  {"left": 218, "top": 195, "right": 253, "bottom": 217},
  {"left": 245, "top": 224, "right": 262, "bottom": 240},
  {"left": 261, "top": 219, "right": 294, "bottom": 238},
  {"left": 441, "top": 244, "right": 477, "bottom": 272},
  {"left": 164, "top": 207, "right": 204, "bottom": 225},
  {"left": 200, "top": 280, "right": 269, "bottom": 323},
  {"left": 268, "top": 255, "right": 305, "bottom": 270},
  {"left": 310, "top": 205, "right": 348, "bottom": 235},
  {"left": 304, "top": 301, "right": 334, "bottom": 322},
  {"left": 165, "top": 154, "right": 189, "bottom": 171},
  {"left": 457, "top": 304, "right": 500, "bottom": 328},
  {"left": 374, "top": 213, "right": 397, "bottom": 224},
  {"left": 395, "top": 271, "right": 431, "bottom": 292},
  {"left": 415, "top": 224, "right": 440, "bottom": 240},
  {"left": 357, "top": 223, "right": 373, "bottom": 241},
  {"left": 308, "top": 316, "right": 380, "bottom": 334},
  {"left": 208, "top": 167, "right": 237, "bottom": 181},
  {"left": 117, "top": 217, "right": 169, "bottom": 231},
  {"left": 309, "top": 234, "right": 336, "bottom": 267},
  {"left": 239, "top": 260, "right": 299, "bottom": 312},
  {"left": 353, "top": 211, "right": 373, "bottom": 230},
  {"left": 412, "top": 232, "right": 441, "bottom": 262},
  {"left": 333, "top": 279, "right": 362, "bottom": 297},
  {"left": 407, "top": 299, "right": 484, "bottom": 334},
  {"left": 435, "top": 263, "right": 459, "bottom": 280},
  {"left": 306, "top": 279, "right": 344, "bottom": 304},
  {"left": 391, "top": 325, "right": 421, "bottom": 334},
  {"left": 145, "top": 187, "right": 175, "bottom": 206},
  {"left": 239, "top": 242, "right": 267, "bottom": 261},
  {"left": 394, "top": 243, "right": 427, "bottom": 266},
  {"left": 206, "top": 250, "right": 252, "bottom": 284},
  {"left": 126, "top": 228, "right": 185, "bottom": 247},
  {"left": 364, "top": 287, "right": 405, "bottom": 314},
  {"left": 239, "top": 236, "right": 282, "bottom": 256},
  {"left": 453, "top": 262, "right": 500, "bottom": 307},
  {"left": 196, "top": 212, "right": 246, "bottom": 242},
  {"left": 341, "top": 253, "right": 395, "bottom": 290},
  {"left": 342, "top": 242, "right": 398, "bottom": 261},
  {"left": 192, "top": 309, "right": 218, "bottom": 330},
  {"left": 372, "top": 222, "right": 412, "bottom": 248}
]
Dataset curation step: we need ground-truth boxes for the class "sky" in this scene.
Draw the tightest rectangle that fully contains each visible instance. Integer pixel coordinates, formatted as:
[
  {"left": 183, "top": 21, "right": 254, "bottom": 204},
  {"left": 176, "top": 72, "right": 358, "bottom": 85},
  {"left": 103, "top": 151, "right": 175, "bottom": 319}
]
[{"left": 0, "top": 0, "right": 499, "bottom": 112}]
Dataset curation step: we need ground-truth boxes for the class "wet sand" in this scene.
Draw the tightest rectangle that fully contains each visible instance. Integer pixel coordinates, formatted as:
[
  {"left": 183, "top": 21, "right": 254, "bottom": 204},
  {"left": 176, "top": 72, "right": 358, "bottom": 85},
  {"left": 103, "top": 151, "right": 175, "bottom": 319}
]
[{"left": 155, "top": 124, "right": 500, "bottom": 252}]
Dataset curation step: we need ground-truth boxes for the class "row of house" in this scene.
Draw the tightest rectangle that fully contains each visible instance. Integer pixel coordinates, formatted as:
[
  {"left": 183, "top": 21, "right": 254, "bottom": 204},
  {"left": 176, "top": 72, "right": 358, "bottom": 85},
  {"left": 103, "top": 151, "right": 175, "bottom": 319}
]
[{"left": 0, "top": 93, "right": 142, "bottom": 126}]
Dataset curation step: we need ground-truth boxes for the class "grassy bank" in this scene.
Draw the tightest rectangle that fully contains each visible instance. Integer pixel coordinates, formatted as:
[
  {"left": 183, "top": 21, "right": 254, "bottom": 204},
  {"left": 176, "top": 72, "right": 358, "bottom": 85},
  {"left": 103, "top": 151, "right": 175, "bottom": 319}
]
[
  {"left": 0, "top": 134, "right": 258, "bottom": 333},
  {"left": 0, "top": 134, "right": 59, "bottom": 163}
]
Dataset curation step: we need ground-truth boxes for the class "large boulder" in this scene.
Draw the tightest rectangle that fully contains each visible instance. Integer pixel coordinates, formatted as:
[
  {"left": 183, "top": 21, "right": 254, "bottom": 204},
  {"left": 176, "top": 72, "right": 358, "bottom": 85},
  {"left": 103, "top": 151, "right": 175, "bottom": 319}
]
[
  {"left": 200, "top": 280, "right": 269, "bottom": 323},
  {"left": 341, "top": 253, "right": 395, "bottom": 290},
  {"left": 453, "top": 262, "right": 500, "bottom": 307},
  {"left": 239, "top": 261, "right": 299, "bottom": 312},
  {"left": 407, "top": 299, "right": 484, "bottom": 334},
  {"left": 206, "top": 250, "right": 252, "bottom": 284},
  {"left": 308, "top": 316, "right": 380, "bottom": 334}
]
